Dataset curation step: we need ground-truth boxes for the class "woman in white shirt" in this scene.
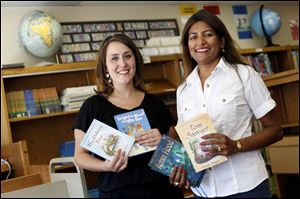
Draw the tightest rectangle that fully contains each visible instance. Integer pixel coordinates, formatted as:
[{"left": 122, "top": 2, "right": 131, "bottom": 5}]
[{"left": 170, "top": 9, "right": 282, "bottom": 198}]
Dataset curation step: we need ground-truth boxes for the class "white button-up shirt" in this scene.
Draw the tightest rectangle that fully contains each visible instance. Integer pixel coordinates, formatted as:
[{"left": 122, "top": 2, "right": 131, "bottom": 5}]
[{"left": 176, "top": 58, "right": 276, "bottom": 197}]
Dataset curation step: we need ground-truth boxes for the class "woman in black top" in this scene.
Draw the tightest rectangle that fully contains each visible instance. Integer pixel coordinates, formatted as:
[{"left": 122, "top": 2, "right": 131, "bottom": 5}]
[{"left": 73, "top": 34, "right": 184, "bottom": 198}]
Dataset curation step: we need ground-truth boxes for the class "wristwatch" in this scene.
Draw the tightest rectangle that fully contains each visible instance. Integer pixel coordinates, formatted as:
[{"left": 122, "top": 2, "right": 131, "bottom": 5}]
[{"left": 236, "top": 140, "right": 242, "bottom": 152}]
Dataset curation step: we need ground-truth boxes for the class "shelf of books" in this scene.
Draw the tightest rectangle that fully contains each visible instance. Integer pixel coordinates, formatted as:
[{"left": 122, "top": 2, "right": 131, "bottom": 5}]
[
  {"left": 6, "top": 87, "right": 61, "bottom": 119},
  {"left": 240, "top": 45, "right": 298, "bottom": 74}
]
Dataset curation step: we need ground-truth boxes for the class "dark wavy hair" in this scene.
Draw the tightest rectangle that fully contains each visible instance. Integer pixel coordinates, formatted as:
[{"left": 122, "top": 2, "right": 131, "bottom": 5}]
[
  {"left": 95, "top": 34, "right": 148, "bottom": 97},
  {"left": 181, "top": 9, "right": 245, "bottom": 78}
]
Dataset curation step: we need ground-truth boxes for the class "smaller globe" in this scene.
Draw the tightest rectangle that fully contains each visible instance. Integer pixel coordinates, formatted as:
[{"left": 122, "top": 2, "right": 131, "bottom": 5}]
[
  {"left": 250, "top": 8, "right": 281, "bottom": 37},
  {"left": 18, "top": 10, "right": 63, "bottom": 58}
]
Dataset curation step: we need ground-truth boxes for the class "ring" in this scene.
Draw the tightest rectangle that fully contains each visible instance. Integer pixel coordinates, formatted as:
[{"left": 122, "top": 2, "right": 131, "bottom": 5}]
[
  {"left": 217, "top": 145, "right": 221, "bottom": 152},
  {"left": 174, "top": 182, "right": 179, "bottom": 186}
]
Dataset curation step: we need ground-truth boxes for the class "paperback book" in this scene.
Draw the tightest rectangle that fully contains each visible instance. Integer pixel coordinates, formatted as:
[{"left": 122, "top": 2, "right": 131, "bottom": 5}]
[
  {"left": 114, "top": 108, "right": 156, "bottom": 156},
  {"left": 175, "top": 113, "right": 228, "bottom": 172},
  {"left": 148, "top": 135, "right": 205, "bottom": 187},
  {"left": 80, "top": 119, "right": 135, "bottom": 161}
]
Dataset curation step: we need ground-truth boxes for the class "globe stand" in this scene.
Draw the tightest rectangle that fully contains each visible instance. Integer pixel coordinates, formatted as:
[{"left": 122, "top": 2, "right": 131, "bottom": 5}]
[
  {"left": 265, "top": 36, "right": 279, "bottom": 47},
  {"left": 259, "top": 5, "right": 279, "bottom": 47}
]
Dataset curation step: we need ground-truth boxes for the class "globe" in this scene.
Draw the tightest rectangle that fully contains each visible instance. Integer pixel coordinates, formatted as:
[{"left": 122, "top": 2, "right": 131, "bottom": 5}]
[
  {"left": 18, "top": 10, "right": 63, "bottom": 58},
  {"left": 250, "top": 7, "right": 281, "bottom": 38}
]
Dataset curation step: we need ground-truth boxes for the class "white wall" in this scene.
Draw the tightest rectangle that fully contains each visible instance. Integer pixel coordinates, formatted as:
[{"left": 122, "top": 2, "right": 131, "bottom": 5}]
[{"left": 1, "top": 3, "right": 299, "bottom": 66}]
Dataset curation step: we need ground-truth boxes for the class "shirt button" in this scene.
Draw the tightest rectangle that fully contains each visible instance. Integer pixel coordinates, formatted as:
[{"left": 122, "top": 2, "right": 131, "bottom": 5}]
[
  {"left": 222, "top": 98, "right": 226, "bottom": 103},
  {"left": 203, "top": 104, "right": 206, "bottom": 108},
  {"left": 206, "top": 84, "right": 210, "bottom": 88},
  {"left": 184, "top": 107, "right": 187, "bottom": 111}
]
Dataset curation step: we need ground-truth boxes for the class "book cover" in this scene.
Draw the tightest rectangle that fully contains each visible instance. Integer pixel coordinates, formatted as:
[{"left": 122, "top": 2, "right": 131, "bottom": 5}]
[
  {"left": 80, "top": 119, "right": 135, "bottom": 161},
  {"left": 175, "top": 113, "right": 228, "bottom": 172},
  {"left": 37, "top": 88, "right": 50, "bottom": 114},
  {"left": 18, "top": 90, "right": 28, "bottom": 117},
  {"left": 148, "top": 135, "right": 205, "bottom": 187},
  {"left": 114, "top": 108, "right": 156, "bottom": 156},
  {"left": 5, "top": 92, "right": 15, "bottom": 118},
  {"left": 24, "top": 89, "right": 39, "bottom": 116},
  {"left": 45, "top": 87, "right": 62, "bottom": 113},
  {"left": 32, "top": 89, "right": 42, "bottom": 115}
]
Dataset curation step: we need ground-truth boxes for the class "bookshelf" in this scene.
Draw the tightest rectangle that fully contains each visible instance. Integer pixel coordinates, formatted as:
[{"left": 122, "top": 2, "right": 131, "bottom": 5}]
[
  {"left": 240, "top": 45, "right": 299, "bottom": 198},
  {"left": 1, "top": 54, "right": 182, "bottom": 165},
  {"left": 57, "top": 19, "right": 180, "bottom": 63}
]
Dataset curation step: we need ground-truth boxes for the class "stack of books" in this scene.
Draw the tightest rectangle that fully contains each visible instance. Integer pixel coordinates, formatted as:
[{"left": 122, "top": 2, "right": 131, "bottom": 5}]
[
  {"left": 60, "top": 85, "right": 97, "bottom": 112},
  {"left": 141, "top": 36, "right": 181, "bottom": 56},
  {"left": 6, "top": 87, "right": 61, "bottom": 118}
]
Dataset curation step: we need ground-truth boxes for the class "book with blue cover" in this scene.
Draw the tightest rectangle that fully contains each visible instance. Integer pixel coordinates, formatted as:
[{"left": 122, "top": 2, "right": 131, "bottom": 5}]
[
  {"left": 148, "top": 135, "right": 205, "bottom": 187},
  {"left": 24, "top": 89, "right": 41, "bottom": 116},
  {"left": 80, "top": 119, "right": 135, "bottom": 161},
  {"left": 114, "top": 108, "right": 156, "bottom": 156}
]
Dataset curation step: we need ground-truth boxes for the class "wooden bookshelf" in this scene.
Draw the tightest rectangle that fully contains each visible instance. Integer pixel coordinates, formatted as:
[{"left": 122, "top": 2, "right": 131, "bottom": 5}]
[
  {"left": 241, "top": 45, "right": 299, "bottom": 198},
  {"left": 1, "top": 54, "right": 182, "bottom": 166}
]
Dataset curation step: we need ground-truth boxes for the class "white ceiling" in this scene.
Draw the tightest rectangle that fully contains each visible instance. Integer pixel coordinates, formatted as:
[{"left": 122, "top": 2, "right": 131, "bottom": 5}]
[{"left": 1, "top": 1, "right": 298, "bottom": 7}]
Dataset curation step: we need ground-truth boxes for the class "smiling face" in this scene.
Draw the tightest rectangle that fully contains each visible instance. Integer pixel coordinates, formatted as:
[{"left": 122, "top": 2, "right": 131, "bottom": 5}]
[
  {"left": 188, "top": 21, "right": 224, "bottom": 68},
  {"left": 106, "top": 41, "right": 136, "bottom": 87}
]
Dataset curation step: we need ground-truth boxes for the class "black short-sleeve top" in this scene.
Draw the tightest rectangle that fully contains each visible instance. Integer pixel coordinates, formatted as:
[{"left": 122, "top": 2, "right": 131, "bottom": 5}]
[{"left": 72, "top": 92, "right": 176, "bottom": 192}]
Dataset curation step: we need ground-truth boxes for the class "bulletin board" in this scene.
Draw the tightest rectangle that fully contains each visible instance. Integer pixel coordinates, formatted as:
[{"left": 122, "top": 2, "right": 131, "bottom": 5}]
[{"left": 56, "top": 19, "right": 180, "bottom": 63}]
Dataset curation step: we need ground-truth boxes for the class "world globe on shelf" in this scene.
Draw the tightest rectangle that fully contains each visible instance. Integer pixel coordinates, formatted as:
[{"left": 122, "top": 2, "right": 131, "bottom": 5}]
[
  {"left": 250, "top": 7, "right": 281, "bottom": 45},
  {"left": 18, "top": 10, "right": 63, "bottom": 58}
]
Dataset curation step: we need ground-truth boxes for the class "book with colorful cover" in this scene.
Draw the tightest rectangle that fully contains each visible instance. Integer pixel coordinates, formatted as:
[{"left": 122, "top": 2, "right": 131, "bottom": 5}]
[
  {"left": 45, "top": 87, "right": 62, "bottom": 113},
  {"left": 5, "top": 92, "right": 15, "bottom": 118},
  {"left": 148, "top": 135, "right": 205, "bottom": 187},
  {"left": 175, "top": 113, "right": 228, "bottom": 172},
  {"left": 24, "top": 89, "right": 40, "bottom": 116},
  {"left": 114, "top": 108, "right": 156, "bottom": 156},
  {"left": 32, "top": 89, "right": 42, "bottom": 115},
  {"left": 80, "top": 119, "right": 135, "bottom": 161}
]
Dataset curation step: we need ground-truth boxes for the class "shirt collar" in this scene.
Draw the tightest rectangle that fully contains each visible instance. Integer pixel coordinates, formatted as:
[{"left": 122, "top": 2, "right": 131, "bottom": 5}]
[{"left": 186, "top": 57, "right": 230, "bottom": 86}]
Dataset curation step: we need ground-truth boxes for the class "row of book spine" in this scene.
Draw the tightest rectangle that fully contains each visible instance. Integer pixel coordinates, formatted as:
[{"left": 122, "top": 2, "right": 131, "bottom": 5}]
[
  {"left": 6, "top": 87, "right": 61, "bottom": 118},
  {"left": 242, "top": 53, "right": 273, "bottom": 76}
]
